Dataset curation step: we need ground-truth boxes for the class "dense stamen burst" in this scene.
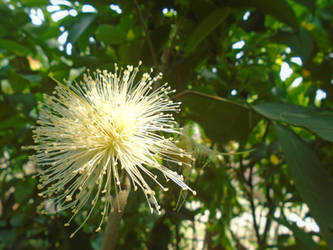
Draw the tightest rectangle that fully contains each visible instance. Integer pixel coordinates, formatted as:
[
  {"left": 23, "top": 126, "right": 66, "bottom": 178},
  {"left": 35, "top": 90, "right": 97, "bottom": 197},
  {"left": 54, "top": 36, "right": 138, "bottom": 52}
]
[{"left": 31, "top": 63, "right": 195, "bottom": 237}]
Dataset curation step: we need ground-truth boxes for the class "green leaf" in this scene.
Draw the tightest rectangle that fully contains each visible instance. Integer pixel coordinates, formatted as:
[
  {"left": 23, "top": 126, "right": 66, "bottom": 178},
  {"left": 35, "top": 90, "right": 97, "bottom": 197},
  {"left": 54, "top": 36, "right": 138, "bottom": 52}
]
[
  {"left": 275, "top": 218, "right": 318, "bottom": 250},
  {"left": 184, "top": 8, "right": 229, "bottom": 54},
  {"left": 275, "top": 124, "right": 333, "bottom": 248},
  {"left": 14, "top": 180, "right": 34, "bottom": 203},
  {"left": 0, "top": 39, "right": 30, "bottom": 56},
  {"left": 253, "top": 102, "right": 333, "bottom": 142},
  {"left": 95, "top": 24, "right": 127, "bottom": 45},
  {"left": 67, "top": 14, "right": 96, "bottom": 45},
  {"left": 8, "top": 71, "right": 30, "bottom": 93},
  {"left": 178, "top": 92, "right": 258, "bottom": 144}
]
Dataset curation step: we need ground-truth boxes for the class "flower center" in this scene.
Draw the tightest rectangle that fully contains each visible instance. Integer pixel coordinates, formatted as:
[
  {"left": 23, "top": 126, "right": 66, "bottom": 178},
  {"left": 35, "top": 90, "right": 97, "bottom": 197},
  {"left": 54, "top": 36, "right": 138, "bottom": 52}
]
[{"left": 104, "top": 104, "right": 138, "bottom": 151}]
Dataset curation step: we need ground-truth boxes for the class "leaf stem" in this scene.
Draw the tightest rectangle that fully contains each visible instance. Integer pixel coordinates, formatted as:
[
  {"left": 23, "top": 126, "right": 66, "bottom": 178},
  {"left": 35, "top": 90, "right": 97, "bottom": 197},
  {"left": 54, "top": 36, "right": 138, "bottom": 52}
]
[{"left": 172, "top": 90, "right": 250, "bottom": 110}]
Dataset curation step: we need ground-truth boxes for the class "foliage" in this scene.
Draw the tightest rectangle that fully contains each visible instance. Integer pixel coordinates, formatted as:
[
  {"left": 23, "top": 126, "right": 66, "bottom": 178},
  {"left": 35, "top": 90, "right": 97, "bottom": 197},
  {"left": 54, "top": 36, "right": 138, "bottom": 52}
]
[{"left": 0, "top": 0, "right": 332, "bottom": 249}]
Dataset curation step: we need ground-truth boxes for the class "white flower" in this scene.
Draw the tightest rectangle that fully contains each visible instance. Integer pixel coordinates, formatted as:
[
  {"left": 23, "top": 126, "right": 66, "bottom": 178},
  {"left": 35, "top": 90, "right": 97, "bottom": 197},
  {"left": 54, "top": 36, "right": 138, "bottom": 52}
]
[{"left": 32, "top": 62, "right": 195, "bottom": 236}]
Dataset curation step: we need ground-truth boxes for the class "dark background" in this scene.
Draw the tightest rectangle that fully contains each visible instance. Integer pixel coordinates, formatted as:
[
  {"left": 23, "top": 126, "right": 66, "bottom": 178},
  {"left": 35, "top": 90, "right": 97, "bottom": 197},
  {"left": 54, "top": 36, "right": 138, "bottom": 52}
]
[{"left": 0, "top": 0, "right": 332, "bottom": 249}]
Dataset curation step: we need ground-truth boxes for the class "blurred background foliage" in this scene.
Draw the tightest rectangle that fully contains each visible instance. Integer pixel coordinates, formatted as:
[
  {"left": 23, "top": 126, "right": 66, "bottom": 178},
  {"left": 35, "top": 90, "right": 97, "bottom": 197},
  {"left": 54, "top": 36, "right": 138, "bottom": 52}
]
[{"left": 0, "top": 0, "right": 332, "bottom": 249}]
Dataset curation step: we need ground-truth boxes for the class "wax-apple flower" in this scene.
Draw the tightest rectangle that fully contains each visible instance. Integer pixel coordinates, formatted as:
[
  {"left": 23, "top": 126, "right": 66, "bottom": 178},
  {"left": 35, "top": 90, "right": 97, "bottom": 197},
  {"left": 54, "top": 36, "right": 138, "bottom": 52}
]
[{"left": 31, "top": 62, "right": 195, "bottom": 236}]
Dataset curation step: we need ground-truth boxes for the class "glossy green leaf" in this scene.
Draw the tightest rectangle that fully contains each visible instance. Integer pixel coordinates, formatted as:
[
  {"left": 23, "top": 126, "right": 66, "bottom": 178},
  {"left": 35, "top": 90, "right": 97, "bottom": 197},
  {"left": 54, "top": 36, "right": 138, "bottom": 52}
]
[
  {"left": 253, "top": 102, "right": 333, "bottom": 142},
  {"left": 275, "top": 124, "right": 333, "bottom": 248},
  {"left": 184, "top": 8, "right": 229, "bottom": 54},
  {"left": 67, "top": 14, "right": 96, "bottom": 45},
  {"left": 95, "top": 24, "right": 127, "bottom": 45}
]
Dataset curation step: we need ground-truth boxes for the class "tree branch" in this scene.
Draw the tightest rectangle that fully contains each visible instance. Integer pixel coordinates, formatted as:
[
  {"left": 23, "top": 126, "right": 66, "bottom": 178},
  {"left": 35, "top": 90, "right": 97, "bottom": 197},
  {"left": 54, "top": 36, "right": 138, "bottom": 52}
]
[
  {"left": 262, "top": 184, "right": 275, "bottom": 247},
  {"left": 101, "top": 175, "right": 131, "bottom": 250}
]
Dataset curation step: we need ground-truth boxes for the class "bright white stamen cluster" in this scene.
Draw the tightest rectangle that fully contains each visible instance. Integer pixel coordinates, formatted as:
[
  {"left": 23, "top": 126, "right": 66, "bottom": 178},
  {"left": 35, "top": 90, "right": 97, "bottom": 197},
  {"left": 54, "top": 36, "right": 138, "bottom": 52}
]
[{"left": 31, "top": 63, "right": 195, "bottom": 237}]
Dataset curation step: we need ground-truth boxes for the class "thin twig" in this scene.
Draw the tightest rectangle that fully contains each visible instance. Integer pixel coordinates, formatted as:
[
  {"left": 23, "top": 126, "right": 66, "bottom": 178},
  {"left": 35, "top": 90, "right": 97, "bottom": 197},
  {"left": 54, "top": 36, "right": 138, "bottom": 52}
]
[
  {"left": 172, "top": 90, "right": 250, "bottom": 110},
  {"left": 238, "top": 156, "right": 261, "bottom": 244},
  {"left": 101, "top": 175, "right": 131, "bottom": 250},
  {"left": 133, "top": 0, "right": 159, "bottom": 69},
  {"left": 260, "top": 122, "right": 274, "bottom": 247},
  {"left": 247, "top": 162, "right": 261, "bottom": 245},
  {"left": 262, "top": 184, "right": 275, "bottom": 247},
  {"left": 161, "top": 18, "right": 182, "bottom": 72}
]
